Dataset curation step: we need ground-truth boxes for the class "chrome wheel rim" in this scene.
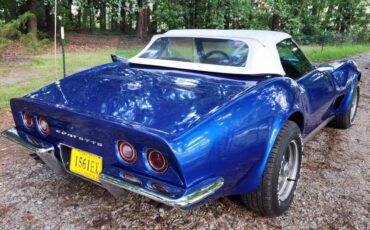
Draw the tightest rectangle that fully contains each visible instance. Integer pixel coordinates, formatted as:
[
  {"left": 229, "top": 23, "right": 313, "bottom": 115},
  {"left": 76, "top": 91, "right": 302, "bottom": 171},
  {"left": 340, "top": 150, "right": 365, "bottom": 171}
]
[
  {"left": 278, "top": 140, "right": 299, "bottom": 202},
  {"left": 350, "top": 89, "right": 358, "bottom": 123}
]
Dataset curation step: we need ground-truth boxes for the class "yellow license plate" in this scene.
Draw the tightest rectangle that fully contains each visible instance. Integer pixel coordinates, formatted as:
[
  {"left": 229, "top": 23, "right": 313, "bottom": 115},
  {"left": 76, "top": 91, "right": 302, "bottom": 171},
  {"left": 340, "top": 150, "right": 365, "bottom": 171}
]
[{"left": 69, "top": 148, "right": 102, "bottom": 182}]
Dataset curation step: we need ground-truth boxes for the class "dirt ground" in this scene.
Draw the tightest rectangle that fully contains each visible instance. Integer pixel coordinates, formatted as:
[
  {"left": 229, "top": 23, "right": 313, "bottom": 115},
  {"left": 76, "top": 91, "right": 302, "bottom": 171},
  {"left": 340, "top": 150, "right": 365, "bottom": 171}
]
[{"left": 0, "top": 52, "right": 369, "bottom": 229}]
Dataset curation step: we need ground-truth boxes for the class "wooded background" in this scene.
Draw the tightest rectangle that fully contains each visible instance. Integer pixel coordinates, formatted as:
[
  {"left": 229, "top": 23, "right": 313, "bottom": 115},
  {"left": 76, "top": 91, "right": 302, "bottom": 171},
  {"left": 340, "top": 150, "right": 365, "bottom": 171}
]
[{"left": 0, "top": 0, "right": 370, "bottom": 45}]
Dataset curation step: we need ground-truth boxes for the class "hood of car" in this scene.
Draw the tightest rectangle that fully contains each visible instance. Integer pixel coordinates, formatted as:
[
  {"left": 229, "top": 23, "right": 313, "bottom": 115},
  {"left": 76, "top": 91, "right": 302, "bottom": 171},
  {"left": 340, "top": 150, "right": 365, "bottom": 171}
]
[{"left": 25, "top": 62, "right": 265, "bottom": 135}]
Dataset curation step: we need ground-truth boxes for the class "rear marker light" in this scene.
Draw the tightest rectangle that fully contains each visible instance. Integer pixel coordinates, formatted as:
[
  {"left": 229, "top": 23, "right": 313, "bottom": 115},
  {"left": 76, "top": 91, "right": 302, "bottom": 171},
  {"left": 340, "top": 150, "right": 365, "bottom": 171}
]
[
  {"left": 150, "top": 182, "right": 169, "bottom": 194},
  {"left": 118, "top": 140, "right": 136, "bottom": 163},
  {"left": 25, "top": 134, "right": 37, "bottom": 145},
  {"left": 37, "top": 117, "right": 50, "bottom": 135},
  {"left": 147, "top": 150, "right": 167, "bottom": 173},
  {"left": 121, "top": 173, "right": 142, "bottom": 185},
  {"left": 22, "top": 112, "right": 34, "bottom": 129}
]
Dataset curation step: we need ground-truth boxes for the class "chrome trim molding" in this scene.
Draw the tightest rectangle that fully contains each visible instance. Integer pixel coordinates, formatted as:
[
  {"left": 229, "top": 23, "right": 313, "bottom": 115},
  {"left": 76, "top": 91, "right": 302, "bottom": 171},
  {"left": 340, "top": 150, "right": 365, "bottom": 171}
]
[
  {"left": 1, "top": 128, "right": 66, "bottom": 176},
  {"left": 100, "top": 173, "right": 224, "bottom": 209},
  {"left": 302, "top": 117, "right": 334, "bottom": 144},
  {"left": 1, "top": 128, "right": 53, "bottom": 154}
]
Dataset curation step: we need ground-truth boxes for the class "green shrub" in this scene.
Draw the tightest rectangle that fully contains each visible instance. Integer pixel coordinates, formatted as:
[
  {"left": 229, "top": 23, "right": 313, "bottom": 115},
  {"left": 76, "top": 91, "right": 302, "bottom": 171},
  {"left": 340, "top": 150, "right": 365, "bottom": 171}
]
[
  {"left": 0, "top": 37, "right": 11, "bottom": 49},
  {"left": 357, "top": 30, "right": 370, "bottom": 43},
  {"left": 1, "top": 12, "right": 33, "bottom": 39},
  {"left": 0, "top": 12, "right": 51, "bottom": 55},
  {"left": 39, "top": 38, "right": 52, "bottom": 47},
  {"left": 20, "top": 33, "right": 38, "bottom": 50},
  {"left": 37, "top": 31, "right": 50, "bottom": 40}
]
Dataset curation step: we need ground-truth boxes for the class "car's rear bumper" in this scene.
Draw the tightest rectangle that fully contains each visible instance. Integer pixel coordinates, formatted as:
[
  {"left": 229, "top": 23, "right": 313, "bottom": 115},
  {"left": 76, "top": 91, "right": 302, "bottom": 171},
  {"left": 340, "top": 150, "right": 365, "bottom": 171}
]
[
  {"left": 1, "top": 128, "right": 65, "bottom": 175},
  {"left": 1, "top": 127, "right": 224, "bottom": 209},
  {"left": 99, "top": 173, "right": 224, "bottom": 209}
]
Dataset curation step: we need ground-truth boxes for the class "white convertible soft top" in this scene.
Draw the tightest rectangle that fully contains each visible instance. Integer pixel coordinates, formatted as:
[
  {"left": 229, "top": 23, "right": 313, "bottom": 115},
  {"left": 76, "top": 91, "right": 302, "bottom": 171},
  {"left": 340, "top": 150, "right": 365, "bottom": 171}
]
[{"left": 129, "top": 29, "right": 292, "bottom": 75}]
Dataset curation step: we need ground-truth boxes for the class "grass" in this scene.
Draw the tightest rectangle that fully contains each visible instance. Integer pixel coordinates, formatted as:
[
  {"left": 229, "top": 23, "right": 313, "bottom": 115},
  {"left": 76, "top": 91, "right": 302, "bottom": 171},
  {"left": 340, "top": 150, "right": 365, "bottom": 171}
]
[
  {"left": 0, "top": 48, "right": 141, "bottom": 108},
  {"left": 0, "top": 44, "right": 369, "bottom": 108},
  {"left": 302, "top": 44, "right": 370, "bottom": 62},
  {"left": 0, "top": 69, "right": 11, "bottom": 76}
]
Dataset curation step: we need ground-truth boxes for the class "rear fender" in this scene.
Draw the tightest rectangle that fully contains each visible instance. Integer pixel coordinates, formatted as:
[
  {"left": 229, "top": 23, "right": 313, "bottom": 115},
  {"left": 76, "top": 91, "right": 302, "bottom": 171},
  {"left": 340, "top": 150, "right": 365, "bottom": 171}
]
[
  {"left": 230, "top": 109, "right": 304, "bottom": 195},
  {"left": 174, "top": 78, "right": 305, "bottom": 195},
  {"left": 227, "top": 78, "right": 305, "bottom": 194}
]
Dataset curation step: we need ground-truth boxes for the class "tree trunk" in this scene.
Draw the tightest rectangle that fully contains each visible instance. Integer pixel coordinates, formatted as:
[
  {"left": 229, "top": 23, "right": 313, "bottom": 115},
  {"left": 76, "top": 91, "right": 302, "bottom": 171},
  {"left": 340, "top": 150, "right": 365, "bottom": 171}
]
[
  {"left": 224, "top": 1, "right": 230, "bottom": 29},
  {"left": 45, "top": 1, "right": 53, "bottom": 37},
  {"left": 100, "top": 1, "right": 106, "bottom": 31},
  {"left": 205, "top": 0, "right": 211, "bottom": 28},
  {"left": 146, "top": 8, "right": 151, "bottom": 35},
  {"left": 191, "top": 0, "right": 196, "bottom": 28},
  {"left": 89, "top": 8, "right": 95, "bottom": 32},
  {"left": 136, "top": 12, "right": 144, "bottom": 39},
  {"left": 136, "top": 1, "right": 150, "bottom": 37},
  {"left": 136, "top": 0, "right": 143, "bottom": 38},
  {"left": 26, "top": 0, "right": 37, "bottom": 40},
  {"left": 77, "top": 8, "right": 82, "bottom": 30},
  {"left": 271, "top": 14, "right": 280, "bottom": 31},
  {"left": 150, "top": 2, "right": 157, "bottom": 33},
  {"left": 110, "top": 3, "right": 119, "bottom": 31},
  {"left": 111, "top": 13, "right": 115, "bottom": 31},
  {"left": 340, "top": 3, "right": 352, "bottom": 32},
  {"left": 120, "top": 1, "right": 127, "bottom": 32},
  {"left": 82, "top": 6, "right": 89, "bottom": 30},
  {"left": 86, "top": 0, "right": 94, "bottom": 32},
  {"left": 128, "top": 1, "right": 133, "bottom": 31},
  {"left": 68, "top": 0, "right": 73, "bottom": 26}
]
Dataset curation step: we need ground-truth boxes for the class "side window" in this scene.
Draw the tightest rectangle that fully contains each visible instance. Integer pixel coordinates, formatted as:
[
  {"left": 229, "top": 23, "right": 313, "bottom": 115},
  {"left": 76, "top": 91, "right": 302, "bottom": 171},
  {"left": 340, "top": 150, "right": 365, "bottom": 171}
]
[
  {"left": 159, "top": 37, "right": 195, "bottom": 62},
  {"left": 199, "top": 39, "right": 249, "bottom": 66},
  {"left": 277, "top": 39, "right": 313, "bottom": 79}
]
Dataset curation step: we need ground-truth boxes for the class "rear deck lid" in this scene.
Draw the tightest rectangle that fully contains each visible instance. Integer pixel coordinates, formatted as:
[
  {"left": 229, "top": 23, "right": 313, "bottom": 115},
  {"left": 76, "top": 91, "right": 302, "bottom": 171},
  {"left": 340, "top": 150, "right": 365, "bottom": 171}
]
[{"left": 25, "top": 62, "right": 264, "bottom": 136}]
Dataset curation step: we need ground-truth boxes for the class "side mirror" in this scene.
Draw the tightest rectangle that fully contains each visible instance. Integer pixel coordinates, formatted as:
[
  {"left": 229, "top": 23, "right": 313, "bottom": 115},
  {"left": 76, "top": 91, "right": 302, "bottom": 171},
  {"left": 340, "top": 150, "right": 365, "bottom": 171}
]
[
  {"left": 111, "top": 54, "right": 128, "bottom": 63},
  {"left": 315, "top": 64, "right": 334, "bottom": 74}
]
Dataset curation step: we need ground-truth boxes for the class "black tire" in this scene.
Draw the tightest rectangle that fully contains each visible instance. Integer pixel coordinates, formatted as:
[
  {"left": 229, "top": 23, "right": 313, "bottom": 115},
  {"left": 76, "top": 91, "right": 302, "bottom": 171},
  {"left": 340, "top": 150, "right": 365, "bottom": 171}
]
[
  {"left": 330, "top": 86, "right": 360, "bottom": 129},
  {"left": 240, "top": 120, "right": 302, "bottom": 216}
]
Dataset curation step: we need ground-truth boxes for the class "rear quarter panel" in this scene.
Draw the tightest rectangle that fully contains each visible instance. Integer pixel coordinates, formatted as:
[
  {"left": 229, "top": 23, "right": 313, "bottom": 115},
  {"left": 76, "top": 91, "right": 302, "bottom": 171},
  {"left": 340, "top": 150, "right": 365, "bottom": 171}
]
[{"left": 169, "top": 77, "right": 305, "bottom": 195}]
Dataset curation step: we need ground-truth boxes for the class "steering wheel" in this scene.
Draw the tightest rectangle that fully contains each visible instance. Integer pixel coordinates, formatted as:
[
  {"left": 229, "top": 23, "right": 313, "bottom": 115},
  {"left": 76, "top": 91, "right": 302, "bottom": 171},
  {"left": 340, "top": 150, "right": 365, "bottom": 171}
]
[{"left": 203, "top": 50, "right": 230, "bottom": 61}]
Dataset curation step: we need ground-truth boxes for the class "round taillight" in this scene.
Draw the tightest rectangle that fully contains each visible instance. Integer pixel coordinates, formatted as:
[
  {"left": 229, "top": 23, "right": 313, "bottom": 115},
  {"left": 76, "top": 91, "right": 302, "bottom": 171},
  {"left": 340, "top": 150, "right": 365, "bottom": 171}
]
[
  {"left": 147, "top": 150, "right": 167, "bottom": 173},
  {"left": 22, "top": 112, "right": 34, "bottom": 129},
  {"left": 37, "top": 117, "right": 50, "bottom": 135},
  {"left": 118, "top": 141, "right": 136, "bottom": 163}
]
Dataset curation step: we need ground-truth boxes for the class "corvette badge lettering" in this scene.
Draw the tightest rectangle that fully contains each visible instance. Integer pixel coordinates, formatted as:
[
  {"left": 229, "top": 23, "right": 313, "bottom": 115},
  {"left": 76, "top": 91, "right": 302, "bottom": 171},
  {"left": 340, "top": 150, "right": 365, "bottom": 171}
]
[{"left": 55, "top": 129, "right": 103, "bottom": 147}]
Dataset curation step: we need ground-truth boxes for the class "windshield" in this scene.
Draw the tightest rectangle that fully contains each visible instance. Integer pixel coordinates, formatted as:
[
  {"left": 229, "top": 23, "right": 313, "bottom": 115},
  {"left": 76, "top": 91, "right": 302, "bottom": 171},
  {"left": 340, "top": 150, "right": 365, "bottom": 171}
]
[{"left": 139, "top": 37, "right": 249, "bottom": 67}]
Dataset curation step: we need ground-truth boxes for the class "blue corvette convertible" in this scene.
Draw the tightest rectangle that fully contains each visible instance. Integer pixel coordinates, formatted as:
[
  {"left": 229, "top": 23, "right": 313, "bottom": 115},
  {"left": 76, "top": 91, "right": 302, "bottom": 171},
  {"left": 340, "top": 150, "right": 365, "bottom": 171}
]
[{"left": 2, "top": 30, "right": 361, "bottom": 216}]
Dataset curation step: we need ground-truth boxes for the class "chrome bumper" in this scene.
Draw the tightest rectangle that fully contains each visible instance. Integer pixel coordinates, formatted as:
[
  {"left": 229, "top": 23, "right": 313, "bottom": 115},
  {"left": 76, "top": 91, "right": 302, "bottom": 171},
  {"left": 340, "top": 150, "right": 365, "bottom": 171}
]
[
  {"left": 1, "top": 128, "right": 66, "bottom": 176},
  {"left": 1, "top": 128, "right": 224, "bottom": 208},
  {"left": 100, "top": 173, "right": 224, "bottom": 209}
]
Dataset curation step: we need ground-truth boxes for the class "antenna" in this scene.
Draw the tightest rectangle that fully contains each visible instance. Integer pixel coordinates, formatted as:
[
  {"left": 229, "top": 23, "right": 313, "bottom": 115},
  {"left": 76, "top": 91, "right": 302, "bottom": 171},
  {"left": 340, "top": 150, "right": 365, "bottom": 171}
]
[
  {"left": 61, "top": 26, "right": 66, "bottom": 78},
  {"left": 54, "top": 0, "right": 58, "bottom": 81}
]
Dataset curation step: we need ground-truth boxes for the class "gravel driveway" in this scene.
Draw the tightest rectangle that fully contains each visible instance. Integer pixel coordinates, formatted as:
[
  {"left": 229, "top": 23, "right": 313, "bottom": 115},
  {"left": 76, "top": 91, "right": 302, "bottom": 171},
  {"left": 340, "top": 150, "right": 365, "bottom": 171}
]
[{"left": 0, "top": 53, "right": 369, "bottom": 229}]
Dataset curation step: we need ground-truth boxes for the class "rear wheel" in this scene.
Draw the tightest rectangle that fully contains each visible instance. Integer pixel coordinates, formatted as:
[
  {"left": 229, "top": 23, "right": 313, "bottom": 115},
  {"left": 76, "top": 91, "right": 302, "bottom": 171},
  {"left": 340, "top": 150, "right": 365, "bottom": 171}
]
[
  {"left": 330, "top": 86, "right": 360, "bottom": 129},
  {"left": 240, "top": 121, "right": 302, "bottom": 216}
]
